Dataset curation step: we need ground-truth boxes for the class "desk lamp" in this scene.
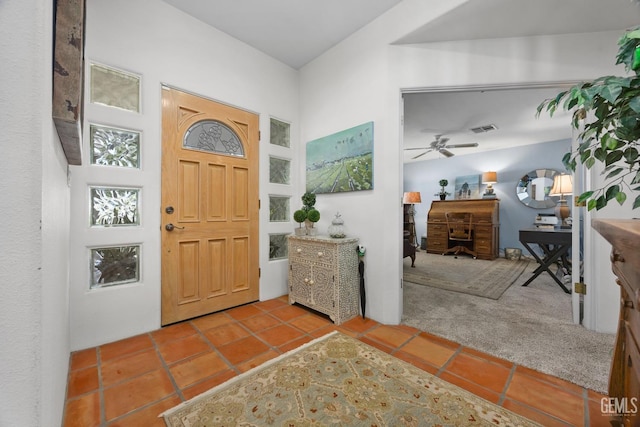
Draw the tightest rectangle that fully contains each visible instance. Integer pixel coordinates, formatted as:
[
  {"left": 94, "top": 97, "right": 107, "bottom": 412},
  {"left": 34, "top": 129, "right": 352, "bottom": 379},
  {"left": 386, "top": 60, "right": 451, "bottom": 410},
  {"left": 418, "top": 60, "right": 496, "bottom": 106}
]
[
  {"left": 549, "top": 174, "right": 573, "bottom": 228},
  {"left": 403, "top": 192, "right": 421, "bottom": 248},
  {"left": 482, "top": 171, "right": 498, "bottom": 198}
]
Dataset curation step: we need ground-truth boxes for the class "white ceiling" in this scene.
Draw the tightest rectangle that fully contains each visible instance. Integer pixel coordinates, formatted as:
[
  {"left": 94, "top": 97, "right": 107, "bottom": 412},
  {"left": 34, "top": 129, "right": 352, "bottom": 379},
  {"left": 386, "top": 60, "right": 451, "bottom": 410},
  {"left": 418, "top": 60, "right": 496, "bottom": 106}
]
[{"left": 160, "top": 0, "right": 640, "bottom": 161}]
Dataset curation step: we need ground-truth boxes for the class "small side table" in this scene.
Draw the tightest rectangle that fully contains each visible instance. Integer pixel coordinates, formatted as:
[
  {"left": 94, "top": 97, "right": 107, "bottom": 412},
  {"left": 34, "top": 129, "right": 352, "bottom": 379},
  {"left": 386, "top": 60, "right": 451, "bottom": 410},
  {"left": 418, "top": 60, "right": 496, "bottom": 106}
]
[{"left": 519, "top": 228, "right": 572, "bottom": 293}]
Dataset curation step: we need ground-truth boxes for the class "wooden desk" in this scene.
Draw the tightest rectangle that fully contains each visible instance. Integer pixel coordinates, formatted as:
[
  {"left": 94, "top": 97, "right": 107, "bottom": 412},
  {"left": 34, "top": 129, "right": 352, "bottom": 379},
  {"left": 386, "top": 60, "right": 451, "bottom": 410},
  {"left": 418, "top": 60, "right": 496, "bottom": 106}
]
[
  {"left": 519, "top": 228, "right": 572, "bottom": 293},
  {"left": 426, "top": 199, "right": 499, "bottom": 260}
]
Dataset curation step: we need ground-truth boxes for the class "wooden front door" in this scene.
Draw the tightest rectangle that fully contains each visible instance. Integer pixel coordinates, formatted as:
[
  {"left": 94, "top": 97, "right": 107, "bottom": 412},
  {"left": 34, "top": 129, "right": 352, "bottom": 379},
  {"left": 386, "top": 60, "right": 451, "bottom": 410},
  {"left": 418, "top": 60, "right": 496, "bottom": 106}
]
[{"left": 161, "top": 87, "right": 259, "bottom": 325}]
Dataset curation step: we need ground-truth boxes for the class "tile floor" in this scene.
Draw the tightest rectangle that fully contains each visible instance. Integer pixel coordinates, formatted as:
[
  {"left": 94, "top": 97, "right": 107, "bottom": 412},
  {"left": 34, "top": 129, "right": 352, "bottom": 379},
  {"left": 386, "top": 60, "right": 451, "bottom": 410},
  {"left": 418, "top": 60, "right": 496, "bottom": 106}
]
[{"left": 63, "top": 296, "right": 613, "bottom": 427}]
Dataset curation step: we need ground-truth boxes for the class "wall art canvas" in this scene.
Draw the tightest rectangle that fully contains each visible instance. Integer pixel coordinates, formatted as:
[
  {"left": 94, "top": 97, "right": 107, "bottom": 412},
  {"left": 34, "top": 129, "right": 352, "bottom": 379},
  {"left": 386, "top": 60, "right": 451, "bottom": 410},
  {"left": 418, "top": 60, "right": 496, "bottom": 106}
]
[
  {"left": 306, "top": 122, "right": 374, "bottom": 194},
  {"left": 454, "top": 174, "right": 481, "bottom": 199}
]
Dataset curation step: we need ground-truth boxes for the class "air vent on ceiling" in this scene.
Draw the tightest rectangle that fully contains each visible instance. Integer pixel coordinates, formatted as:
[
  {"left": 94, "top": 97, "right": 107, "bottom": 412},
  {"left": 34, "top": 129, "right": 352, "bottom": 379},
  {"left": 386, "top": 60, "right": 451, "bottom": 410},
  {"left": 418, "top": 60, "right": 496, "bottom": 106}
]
[{"left": 470, "top": 124, "right": 498, "bottom": 133}]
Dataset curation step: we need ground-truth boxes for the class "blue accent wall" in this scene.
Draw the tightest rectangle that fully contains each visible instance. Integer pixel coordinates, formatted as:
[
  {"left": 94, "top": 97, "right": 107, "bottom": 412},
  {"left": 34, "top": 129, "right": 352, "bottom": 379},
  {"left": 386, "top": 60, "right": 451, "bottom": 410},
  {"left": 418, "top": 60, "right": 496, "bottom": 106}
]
[{"left": 403, "top": 139, "right": 571, "bottom": 255}]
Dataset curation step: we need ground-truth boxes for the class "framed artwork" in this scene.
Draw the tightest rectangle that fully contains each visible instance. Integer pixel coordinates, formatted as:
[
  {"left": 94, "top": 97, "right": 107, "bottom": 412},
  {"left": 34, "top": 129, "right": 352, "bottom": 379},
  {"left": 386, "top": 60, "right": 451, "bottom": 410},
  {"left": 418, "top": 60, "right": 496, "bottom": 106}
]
[
  {"left": 454, "top": 174, "right": 481, "bottom": 199},
  {"left": 306, "top": 121, "right": 374, "bottom": 194}
]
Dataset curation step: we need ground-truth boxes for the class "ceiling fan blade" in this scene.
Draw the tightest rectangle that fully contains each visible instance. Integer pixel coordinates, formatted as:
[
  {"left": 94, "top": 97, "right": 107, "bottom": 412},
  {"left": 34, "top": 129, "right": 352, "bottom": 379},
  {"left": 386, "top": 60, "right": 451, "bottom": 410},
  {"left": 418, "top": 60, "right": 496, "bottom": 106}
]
[
  {"left": 445, "top": 142, "right": 478, "bottom": 148},
  {"left": 404, "top": 147, "right": 430, "bottom": 151},
  {"left": 439, "top": 148, "right": 455, "bottom": 157},
  {"left": 411, "top": 150, "right": 431, "bottom": 159}
]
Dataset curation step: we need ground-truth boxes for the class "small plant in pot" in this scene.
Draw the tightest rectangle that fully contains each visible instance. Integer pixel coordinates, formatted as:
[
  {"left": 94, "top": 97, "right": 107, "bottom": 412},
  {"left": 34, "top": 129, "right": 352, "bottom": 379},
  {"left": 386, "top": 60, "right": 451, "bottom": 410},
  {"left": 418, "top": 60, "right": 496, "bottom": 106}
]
[
  {"left": 306, "top": 208, "right": 320, "bottom": 235},
  {"left": 293, "top": 209, "right": 307, "bottom": 235},
  {"left": 435, "top": 179, "right": 451, "bottom": 200}
]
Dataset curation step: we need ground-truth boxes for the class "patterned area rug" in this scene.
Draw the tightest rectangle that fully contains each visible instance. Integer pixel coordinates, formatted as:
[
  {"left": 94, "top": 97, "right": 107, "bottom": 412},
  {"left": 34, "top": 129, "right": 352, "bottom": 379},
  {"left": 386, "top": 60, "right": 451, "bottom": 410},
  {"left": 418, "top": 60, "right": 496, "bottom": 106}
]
[
  {"left": 161, "top": 332, "right": 539, "bottom": 426},
  {"left": 403, "top": 252, "right": 529, "bottom": 299}
]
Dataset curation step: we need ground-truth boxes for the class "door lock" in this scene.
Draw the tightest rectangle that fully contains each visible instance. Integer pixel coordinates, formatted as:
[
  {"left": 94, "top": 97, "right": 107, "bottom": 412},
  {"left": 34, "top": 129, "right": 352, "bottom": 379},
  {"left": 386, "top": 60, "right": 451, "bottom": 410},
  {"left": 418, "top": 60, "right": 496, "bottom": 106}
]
[
  {"left": 165, "top": 223, "right": 184, "bottom": 231},
  {"left": 165, "top": 206, "right": 174, "bottom": 214}
]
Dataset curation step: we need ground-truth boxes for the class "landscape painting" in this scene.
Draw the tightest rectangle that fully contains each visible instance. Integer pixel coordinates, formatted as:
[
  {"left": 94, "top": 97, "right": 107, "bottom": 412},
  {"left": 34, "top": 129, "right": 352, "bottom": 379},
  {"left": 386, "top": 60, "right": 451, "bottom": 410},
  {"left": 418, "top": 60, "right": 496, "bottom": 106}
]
[{"left": 306, "top": 122, "right": 374, "bottom": 194}]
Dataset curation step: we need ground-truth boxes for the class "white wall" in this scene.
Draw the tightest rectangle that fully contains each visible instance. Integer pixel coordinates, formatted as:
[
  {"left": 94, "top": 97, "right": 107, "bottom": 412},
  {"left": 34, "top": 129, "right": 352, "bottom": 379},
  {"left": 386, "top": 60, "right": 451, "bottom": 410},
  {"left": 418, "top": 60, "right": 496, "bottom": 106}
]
[
  {"left": 0, "top": 0, "right": 71, "bottom": 426},
  {"left": 70, "top": 0, "right": 300, "bottom": 350},
  {"left": 300, "top": 0, "right": 629, "bottom": 328}
]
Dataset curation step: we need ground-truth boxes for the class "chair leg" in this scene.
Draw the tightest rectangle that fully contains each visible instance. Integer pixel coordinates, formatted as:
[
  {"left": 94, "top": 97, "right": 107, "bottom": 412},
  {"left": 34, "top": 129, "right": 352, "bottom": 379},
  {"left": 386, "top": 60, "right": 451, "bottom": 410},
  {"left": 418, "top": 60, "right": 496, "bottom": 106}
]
[{"left": 410, "top": 253, "right": 415, "bottom": 267}]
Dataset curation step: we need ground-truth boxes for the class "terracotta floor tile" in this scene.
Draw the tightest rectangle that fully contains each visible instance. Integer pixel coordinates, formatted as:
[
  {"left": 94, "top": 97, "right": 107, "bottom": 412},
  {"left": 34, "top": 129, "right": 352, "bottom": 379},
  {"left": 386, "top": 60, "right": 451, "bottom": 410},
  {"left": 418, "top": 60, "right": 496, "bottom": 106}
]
[
  {"left": 588, "top": 398, "right": 621, "bottom": 427},
  {"left": 190, "top": 312, "right": 233, "bottom": 332},
  {"left": 169, "top": 351, "right": 230, "bottom": 389},
  {"left": 63, "top": 391, "right": 100, "bottom": 427},
  {"left": 226, "top": 304, "right": 264, "bottom": 320},
  {"left": 438, "top": 371, "right": 501, "bottom": 404},
  {"left": 359, "top": 336, "right": 394, "bottom": 354},
  {"left": 256, "top": 324, "right": 305, "bottom": 347},
  {"left": 515, "top": 364, "right": 584, "bottom": 396},
  {"left": 339, "top": 316, "right": 378, "bottom": 333},
  {"left": 398, "top": 334, "right": 457, "bottom": 368},
  {"left": 67, "top": 366, "right": 99, "bottom": 399},
  {"left": 202, "top": 322, "right": 251, "bottom": 347},
  {"left": 107, "top": 395, "right": 182, "bottom": 427},
  {"left": 103, "top": 369, "right": 174, "bottom": 421},
  {"left": 269, "top": 304, "right": 311, "bottom": 321},
  {"left": 502, "top": 399, "right": 574, "bottom": 427},
  {"left": 417, "top": 331, "right": 460, "bottom": 350},
  {"left": 506, "top": 371, "right": 584, "bottom": 424},
  {"left": 217, "top": 335, "right": 270, "bottom": 365},
  {"left": 99, "top": 334, "right": 154, "bottom": 361},
  {"left": 150, "top": 322, "right": 197, "bottom": 345},
  {"left": 70, "top": 348, "right": 97, "bottom": 371},
  {"left": 288, "top": 313, "right": 332, "bottom": 333},
  {"left": 236, "top": 349, "right": 281, "bottom": 372},
  {"left": 101, "top": 348, "right": 163, "bottom": 387},
  {"left": 461, "top": 346, "right": 514, "bottom": 370},
  {"left": 181, "top": 370, "right": 237, "bottom": 400},
  {"left": 158, "top": 334, "right": 211, "bottom": 365},
  {"left": 253, "top": 298, "right": 288, "bottom": 312},
  {"left": 240, "top": 312, "right": 282, "bottom": 332},
  {"left": 278, "top": 335, "right": 313, "bottom": 353},
  {"left": 364, "top": 324, "right": 413, "bottom": 348},
  {"left": 393, "top": 351, "right": 440, "bottom": 376},
  {"left": 444, "top": 352, "right": 511, "bottom": 394},
  {"left": 309, "top": 324, "right": 340, "bottom": 338}
]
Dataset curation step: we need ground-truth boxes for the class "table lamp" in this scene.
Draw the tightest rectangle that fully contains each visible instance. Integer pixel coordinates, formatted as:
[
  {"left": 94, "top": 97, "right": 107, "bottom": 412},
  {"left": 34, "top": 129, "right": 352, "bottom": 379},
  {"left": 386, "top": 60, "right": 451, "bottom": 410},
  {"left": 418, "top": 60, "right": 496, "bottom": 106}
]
[
  {"left": 549, "top": 173, "right": 573, "bottom": 228},
  {"left": 482, "top": 171, "right": 498, "bottom": 197},
  {"left": 403, "top": 192, "right": 421, "bottom": 248}
]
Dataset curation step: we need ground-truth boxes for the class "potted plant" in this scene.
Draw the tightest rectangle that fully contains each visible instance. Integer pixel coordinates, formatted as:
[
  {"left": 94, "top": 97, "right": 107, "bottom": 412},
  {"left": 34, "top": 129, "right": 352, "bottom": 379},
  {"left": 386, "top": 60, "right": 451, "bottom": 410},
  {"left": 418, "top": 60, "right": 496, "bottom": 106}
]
[
  {"left": 537, "top": 26, "right": 640, "bottom": 210},
  {"left": 293, "top": 192, "right": 321, "bottom": 235},
  {"left": 435, "top": 179, "right": 451, "bottom": 200},
  {"left": 306, "top": 208, "right": 320, "bottom": 235},
  {"left": 293, "top": 209, "right": 307, "bottom": 235}
]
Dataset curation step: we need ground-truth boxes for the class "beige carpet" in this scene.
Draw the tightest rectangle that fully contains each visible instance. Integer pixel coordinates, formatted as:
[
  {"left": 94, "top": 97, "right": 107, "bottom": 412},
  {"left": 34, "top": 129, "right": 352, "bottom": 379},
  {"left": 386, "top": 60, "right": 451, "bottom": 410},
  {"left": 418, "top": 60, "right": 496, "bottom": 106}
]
[
  {"left": 402, "top": 251, "right": 615, "bottom": 393},
  {"left": 403, "top": 251, "right": 529, "bottom": 299},
  {"left": 161, "top": 331, "right": 540, "bottom": 426}
]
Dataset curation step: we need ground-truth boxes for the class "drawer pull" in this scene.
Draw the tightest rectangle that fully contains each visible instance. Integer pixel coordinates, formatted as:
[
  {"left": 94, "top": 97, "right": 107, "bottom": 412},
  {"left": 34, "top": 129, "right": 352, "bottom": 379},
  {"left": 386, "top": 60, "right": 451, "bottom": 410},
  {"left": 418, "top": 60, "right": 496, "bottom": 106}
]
[
  {"left": 309, "top": 280, "right": 314, "bottom": 285},
  {"left": 317, "top": 252, "right": 323, "bottom": 257},
  {"left": 304, "top": 278, "right": 309, "bottom": 283},
  {"left": 296, "top": 248, "right": 302, "bottom": 253}
]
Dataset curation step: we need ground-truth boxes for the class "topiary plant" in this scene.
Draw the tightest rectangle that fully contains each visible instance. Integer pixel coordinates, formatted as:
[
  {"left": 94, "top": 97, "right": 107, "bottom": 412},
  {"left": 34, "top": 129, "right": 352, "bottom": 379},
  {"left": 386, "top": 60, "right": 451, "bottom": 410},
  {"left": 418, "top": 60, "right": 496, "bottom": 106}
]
[
  {"left": 537, "top": 25, "right": 640, "bottom": 210},
  {"left": 301, "top": 192, "right": 316, "bottom": 211},
  {"left": 293, "top": 209, "right": 307, "bottom": 228},
  {"left": 306, "top": 208, "right": 320, "bottom": 226}
]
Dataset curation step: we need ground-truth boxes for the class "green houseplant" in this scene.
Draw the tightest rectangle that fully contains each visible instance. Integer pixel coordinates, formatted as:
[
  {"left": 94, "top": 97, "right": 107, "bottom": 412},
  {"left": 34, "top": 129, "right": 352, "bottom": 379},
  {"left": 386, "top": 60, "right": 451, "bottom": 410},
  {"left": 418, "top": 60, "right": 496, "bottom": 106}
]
[
  {"left": 293, "top": 209, "right": 307, "bottom": 235},
  {"left": 293, "top": 192, "right": 321, "bottom": 235},
  {"left": 435, "top": 179, "right": 451, "bottom": 200},
  {"left": 537, "top": 26, "right": 640, "bottom": 210}
]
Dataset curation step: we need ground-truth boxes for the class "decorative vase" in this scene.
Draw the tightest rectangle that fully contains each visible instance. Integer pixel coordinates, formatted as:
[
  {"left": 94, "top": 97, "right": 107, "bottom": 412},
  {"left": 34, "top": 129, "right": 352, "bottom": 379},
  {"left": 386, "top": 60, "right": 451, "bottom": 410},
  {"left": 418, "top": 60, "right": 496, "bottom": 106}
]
[
  {"left": 294, "top": 227, "right": 306, "bottom": 236},
  {"left": 328, "top": 212, "right": 346, "bottom": 238}
]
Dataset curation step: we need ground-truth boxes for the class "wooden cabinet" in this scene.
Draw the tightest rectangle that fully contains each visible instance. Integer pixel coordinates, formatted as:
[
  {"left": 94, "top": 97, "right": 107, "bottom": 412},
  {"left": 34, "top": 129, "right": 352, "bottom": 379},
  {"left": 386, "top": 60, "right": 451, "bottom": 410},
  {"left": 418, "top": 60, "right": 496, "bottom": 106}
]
[
  {"left": 593, "top": 219, "right": 640, "bottom": 426},
  {"left": 288, "top": 235, "right": 360, "bottom": 324},
  {"left": 426, "top": 199, "right": 500, "bottom": 260}
]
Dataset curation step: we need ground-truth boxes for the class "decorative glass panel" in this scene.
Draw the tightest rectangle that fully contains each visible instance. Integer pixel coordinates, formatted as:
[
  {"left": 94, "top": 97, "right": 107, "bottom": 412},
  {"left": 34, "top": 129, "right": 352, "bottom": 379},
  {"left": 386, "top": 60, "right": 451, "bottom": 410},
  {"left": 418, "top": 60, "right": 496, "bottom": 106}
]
[
  {"left": 270, "top": 118, "right": 290, "bottom": 147},
  {"left": 269, "top": 196, "right": 289, "bottom": 222},
  {"left": 90, "top": 187, "right": 140, "bottom": 226},
  {"left": 269, "top": 234, "right": 288, "bottom": 260},
  {"left": 90, "top": 63, "right": 141, "bottom": 112},
  {"left": 183, "top": 120, "right": 244, "bottom": 157},
  {"left": 91, "top": 245, "right": 140, "bottom": 288},
  {"left": 269, "top": 156, "right": 290, "bottom": 184},
  {"left": 90, "top": 124, "right": 140, "bottom": 168}
]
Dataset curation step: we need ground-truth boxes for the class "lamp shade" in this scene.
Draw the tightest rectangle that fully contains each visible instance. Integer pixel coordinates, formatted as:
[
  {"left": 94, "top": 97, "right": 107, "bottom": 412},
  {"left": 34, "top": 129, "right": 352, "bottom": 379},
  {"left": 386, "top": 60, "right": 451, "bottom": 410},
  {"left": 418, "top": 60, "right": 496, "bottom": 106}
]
[
  {"left": 549, "top": 174, "right": 573, "bottom": 196},
  {"left": 482, "top": 171, "right": 498, "bottom": 184},
  {"left": 403, "top": 191, "right": 422, "bottom": 204}
]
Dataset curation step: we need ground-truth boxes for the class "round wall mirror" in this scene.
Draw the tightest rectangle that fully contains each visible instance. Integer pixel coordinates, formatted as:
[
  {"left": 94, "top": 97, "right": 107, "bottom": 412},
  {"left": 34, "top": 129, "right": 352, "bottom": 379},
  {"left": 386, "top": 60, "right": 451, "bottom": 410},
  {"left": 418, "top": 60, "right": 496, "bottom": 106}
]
[{"left": 516, "top": 169, "right": 559, "bottom": 209}]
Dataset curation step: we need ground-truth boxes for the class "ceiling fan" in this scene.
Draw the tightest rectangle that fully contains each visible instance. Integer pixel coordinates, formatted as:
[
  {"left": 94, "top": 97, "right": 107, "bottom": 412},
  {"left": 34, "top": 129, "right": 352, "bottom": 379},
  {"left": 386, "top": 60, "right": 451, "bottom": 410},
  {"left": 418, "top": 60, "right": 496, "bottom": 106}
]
[{"left": 404, "top": 134, "right": 479, "bottom": 159}]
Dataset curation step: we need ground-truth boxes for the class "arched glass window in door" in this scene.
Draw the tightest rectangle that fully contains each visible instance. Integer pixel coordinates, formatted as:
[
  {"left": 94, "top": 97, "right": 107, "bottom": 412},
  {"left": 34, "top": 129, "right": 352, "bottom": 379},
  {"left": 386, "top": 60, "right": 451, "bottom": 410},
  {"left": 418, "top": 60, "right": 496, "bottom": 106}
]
[{"left": 183, "top": 120, "right": 245, "bottom": 157}]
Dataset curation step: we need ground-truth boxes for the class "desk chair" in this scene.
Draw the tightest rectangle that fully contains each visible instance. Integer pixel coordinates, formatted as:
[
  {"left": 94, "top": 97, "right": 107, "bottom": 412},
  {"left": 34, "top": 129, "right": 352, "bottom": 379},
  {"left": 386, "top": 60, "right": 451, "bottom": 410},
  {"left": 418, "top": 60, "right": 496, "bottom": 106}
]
[
  {"left": 403, "top": 230, "right": 416, "bottom": 267},
  {"left": 443, "top": 212, "right": 477, "bottom": 259}
]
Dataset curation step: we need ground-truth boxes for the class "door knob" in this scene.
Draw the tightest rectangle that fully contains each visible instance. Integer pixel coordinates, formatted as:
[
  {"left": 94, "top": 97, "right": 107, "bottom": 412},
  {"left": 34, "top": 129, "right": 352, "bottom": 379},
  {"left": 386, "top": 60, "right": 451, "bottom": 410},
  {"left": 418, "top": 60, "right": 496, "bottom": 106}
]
[{"left": 165, "top": 223, "right": 184, "bottom": 231}]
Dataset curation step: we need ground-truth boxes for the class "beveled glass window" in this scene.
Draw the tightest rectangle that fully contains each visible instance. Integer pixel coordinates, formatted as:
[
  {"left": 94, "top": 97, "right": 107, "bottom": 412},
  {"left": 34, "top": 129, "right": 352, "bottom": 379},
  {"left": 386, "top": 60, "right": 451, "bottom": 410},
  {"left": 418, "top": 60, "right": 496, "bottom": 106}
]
[
  {"left": 183, "top": 120, "right": 244, "bottom": 157},
  {"left": 90, "top": 124, "right": 140, "bottom": 168},
  {"left": 90, "top": 63, "right": 141, "bottom": 112},
  {"left": 270, "top": 118, "right": 290, "bottom": 147},
  {"left": 269, "top": 196, "right": 289, "bottom": 222},
  {"left": 269, "top": 156, "right": 290, "bottom": 184},
  {"left": 269, "top": 234, "right": 288, "bottom": 260},
  {"left": 91, "top": 245, "right": 140, "bottom": 288},
  {"left": 90, "top": 187, "right": 140, "bottom": 226}
]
